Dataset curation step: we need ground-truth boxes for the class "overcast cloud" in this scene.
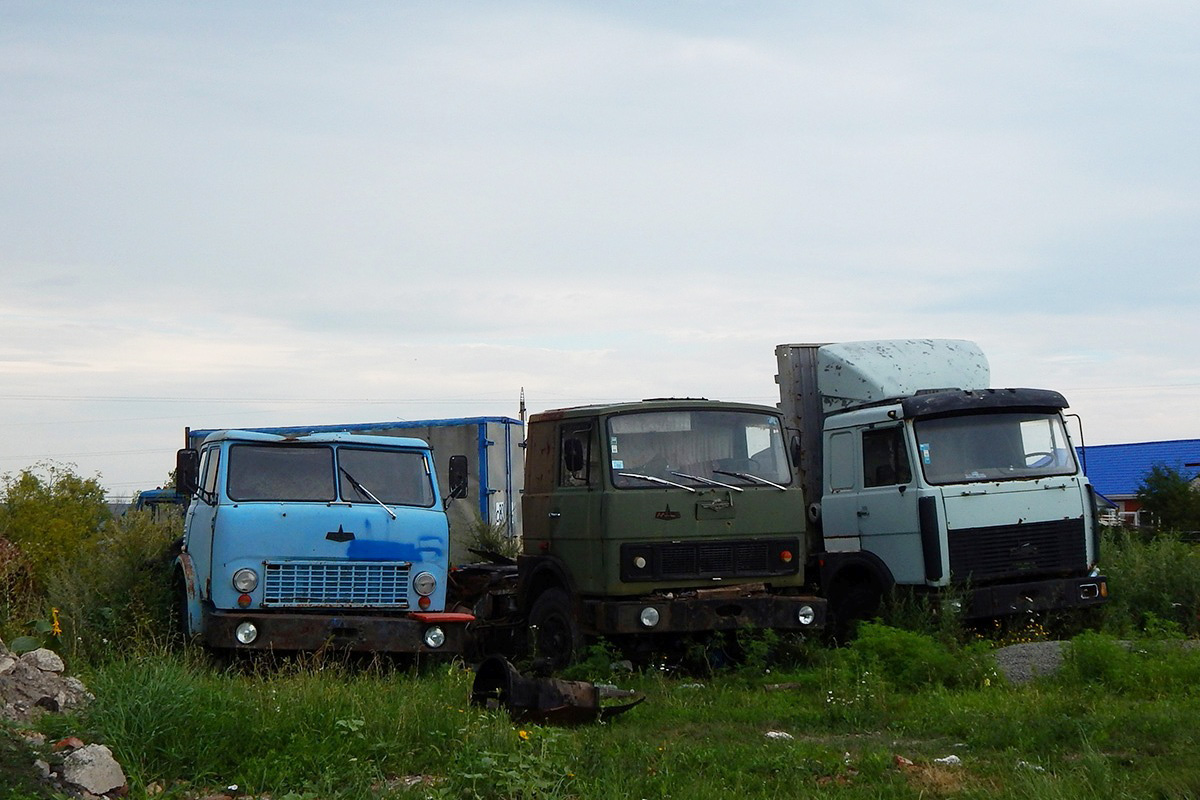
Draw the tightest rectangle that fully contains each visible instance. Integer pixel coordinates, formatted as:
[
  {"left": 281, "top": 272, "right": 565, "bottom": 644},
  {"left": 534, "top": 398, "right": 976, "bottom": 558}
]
[{"left": 2, "top": 1, "right": 1198, "bottom": 497}]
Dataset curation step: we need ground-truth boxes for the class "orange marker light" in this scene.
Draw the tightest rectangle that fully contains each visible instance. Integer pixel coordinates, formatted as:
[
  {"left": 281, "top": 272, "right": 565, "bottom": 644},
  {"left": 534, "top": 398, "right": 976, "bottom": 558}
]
[
  {"left": 418, "top": 595, "right": 431, "bottom": 609},
  {"left": 780, "top": 550, "right": 793, "bottom": 563},
  {"left": 237, "top": 593, "right": 252, "bottom": 608}
]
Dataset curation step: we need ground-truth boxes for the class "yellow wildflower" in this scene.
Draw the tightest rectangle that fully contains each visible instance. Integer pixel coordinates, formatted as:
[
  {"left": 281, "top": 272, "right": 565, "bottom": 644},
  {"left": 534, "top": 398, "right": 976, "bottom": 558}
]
[
  {"left": 51, "top": 608, "right": 62, "bottom": 637},
  {"left": 518, "top": 730, "right": 530, "bottom": 741}
]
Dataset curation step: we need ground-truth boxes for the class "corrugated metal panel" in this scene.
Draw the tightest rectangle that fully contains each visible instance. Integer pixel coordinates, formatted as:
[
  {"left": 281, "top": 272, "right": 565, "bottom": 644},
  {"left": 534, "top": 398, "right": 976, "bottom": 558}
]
[{"left": 1077, "top": 439, "right": 1200, "bottom": 498}]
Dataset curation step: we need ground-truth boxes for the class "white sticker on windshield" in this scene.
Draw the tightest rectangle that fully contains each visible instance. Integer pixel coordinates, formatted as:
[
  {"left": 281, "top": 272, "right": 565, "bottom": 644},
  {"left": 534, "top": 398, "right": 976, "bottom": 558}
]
[
  {"left": 612, "top": 460, "right": 624, "bottom": 469},
  {"left": 920, "top": 443, "right": 932, "bottom": 464}
]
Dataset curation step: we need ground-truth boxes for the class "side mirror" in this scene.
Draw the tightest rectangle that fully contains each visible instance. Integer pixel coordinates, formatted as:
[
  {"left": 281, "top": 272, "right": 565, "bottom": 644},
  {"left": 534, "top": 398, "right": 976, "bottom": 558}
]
[
  {"left": 562, "top": 437, "right": 585, "bottom": 473},
  {"left": 790, "top": 434, "right": 803, "bottom": 468},
  {"left": 176, "top": 449, "right": 200, "bottom": 495},
  {"left": 448, "top": 454, "right": 469, "bottom": 500}
]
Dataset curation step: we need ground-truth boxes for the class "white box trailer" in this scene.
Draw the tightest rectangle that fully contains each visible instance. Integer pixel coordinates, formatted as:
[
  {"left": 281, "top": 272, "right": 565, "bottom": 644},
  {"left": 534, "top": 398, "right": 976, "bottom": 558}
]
[{"left": 186, "top": 417, "right": 524, "bottom": 565}]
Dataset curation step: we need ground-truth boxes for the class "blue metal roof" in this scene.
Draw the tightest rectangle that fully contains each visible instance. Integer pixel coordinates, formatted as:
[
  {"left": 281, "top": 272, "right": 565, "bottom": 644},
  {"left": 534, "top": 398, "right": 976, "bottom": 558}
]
[
  {"left": 1077, "top": 439, "right": 1200, "bottom": 498},
  {"left": 188, "top": 416, "right": 523, "bottom": 441}
]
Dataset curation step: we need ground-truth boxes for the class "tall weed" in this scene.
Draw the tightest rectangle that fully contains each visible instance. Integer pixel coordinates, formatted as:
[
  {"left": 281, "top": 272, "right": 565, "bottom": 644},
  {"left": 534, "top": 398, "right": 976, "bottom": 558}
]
[
  {"left": 44, "top": 510, "right": 180, "bottom": 663},
  {"left": 1098, "top": 527, "right": 1200, "bottom": 637}
]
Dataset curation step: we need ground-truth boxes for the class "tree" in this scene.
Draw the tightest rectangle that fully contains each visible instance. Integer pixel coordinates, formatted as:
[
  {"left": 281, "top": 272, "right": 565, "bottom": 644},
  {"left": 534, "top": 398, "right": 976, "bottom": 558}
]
[
  {"left": 1136, "top": 464, "right": 1200, "bottom": 532},
  {"left": 0, "top": 462, "right": 111, "bottom": 588}
]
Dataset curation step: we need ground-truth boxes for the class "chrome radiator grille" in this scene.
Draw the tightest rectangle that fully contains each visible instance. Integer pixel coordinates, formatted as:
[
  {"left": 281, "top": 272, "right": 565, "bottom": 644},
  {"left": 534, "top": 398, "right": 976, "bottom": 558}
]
[{"left": 262, "top": 560, "right": 411, "bottom": 608}]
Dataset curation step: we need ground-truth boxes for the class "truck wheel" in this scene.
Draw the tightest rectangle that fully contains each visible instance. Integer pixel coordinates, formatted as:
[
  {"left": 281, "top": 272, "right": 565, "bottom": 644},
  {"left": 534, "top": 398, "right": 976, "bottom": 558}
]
[
  {"left": 829, "top": 580, "right": 882, "bottom": 644},
  {"left": 528, "top": 588, "right": 583, "bottom": 669}
]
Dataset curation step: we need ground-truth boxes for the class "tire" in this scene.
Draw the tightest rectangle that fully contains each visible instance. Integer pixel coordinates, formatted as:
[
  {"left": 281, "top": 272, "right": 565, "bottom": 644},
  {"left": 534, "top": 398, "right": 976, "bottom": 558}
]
[
  {"left": 829, "top": 579, "right": 882, "bottom": 645},
  {"left": 527, "top": 588, "right": 583, "bottom": 670}
]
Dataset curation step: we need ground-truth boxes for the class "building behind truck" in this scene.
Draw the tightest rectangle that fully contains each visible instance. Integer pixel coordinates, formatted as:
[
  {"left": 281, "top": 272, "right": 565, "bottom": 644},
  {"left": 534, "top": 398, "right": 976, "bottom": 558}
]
[
  {"left": 186, "top": 416, "right": 524, "bottom": 566},
  {"left": 174, "top": 429, "right": 474, "bottom": 654},
  {"left": 775, "top": 339, "right": 1107, "bottom": 629}
]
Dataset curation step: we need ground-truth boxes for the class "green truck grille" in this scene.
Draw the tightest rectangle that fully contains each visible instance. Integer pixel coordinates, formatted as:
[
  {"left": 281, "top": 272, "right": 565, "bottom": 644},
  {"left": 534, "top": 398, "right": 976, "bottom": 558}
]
[
  {"left": 620, "top": 539, "right": 800, "bottom": 582},
  {"left": 262, "top": 560, "right": 411, "bottom": 608}
]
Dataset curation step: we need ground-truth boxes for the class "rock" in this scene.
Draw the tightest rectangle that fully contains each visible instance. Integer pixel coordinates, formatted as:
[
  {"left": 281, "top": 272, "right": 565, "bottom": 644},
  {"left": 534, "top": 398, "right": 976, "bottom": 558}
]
[
  {"left": 0, "top": 652, "right": 91, "bottom": 723},
  {"left": 0, "top": 656, "right": 16, "bottom": 675},
  {"left": 21, "top": 648, "right": 65, "bottom": 674},
  {"left": 933, "top": 755, "right": 962, "bottom": 766},
  {"left": 62, "top": 743, "right": 128, "bottom": 796},
  {"left": 765, "top": 730, "right": 794, "bottom": 741}
]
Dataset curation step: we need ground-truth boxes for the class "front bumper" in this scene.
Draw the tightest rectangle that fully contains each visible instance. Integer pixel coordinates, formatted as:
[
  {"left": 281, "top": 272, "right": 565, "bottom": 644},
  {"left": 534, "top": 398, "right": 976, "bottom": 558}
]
[
  {"left": 962, "top": 574, "right": 1108, "bottom": 619},
  {"left": 582, "top": 594, "right": 827, "bottom": 636},
  {"left": 202, "top": 609, "right": 474, "bottom": 653}
]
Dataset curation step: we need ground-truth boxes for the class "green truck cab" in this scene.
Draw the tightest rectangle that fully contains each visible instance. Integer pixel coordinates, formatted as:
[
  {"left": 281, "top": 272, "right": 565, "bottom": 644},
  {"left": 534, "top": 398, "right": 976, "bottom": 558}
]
[{"left": 515, "top": 399, "right": 826, "bottom": 665}]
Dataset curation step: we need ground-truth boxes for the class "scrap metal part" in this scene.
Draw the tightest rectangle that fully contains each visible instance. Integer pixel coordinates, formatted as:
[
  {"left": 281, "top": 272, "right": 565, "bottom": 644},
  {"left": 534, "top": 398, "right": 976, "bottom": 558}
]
[{"left": 470, "top": 655, "right": 644, "bottom": 725}]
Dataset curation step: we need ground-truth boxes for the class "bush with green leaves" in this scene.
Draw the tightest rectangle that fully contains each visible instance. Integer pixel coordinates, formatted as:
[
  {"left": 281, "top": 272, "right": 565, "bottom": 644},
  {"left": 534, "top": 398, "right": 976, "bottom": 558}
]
[
  {"left": 1137, "top": 464, "right": 1200, "bottom": 531},
  {"left": 1098, "top": 527, "right": 1200, "bottom": 637},
  {"left": 45, "top": 508, "right": 181, "bottom": 662},
  {"left": 838, "top": 621, "right": 996, "bottom": 691},
  {"left": 0, "top": 462, "right": 110, "bottom": 591}
]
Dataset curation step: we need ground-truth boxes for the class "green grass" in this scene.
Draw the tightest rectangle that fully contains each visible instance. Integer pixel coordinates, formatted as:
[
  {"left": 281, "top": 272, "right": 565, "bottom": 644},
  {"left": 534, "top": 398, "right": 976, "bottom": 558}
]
[
  {"left": 7, "top": 525, "right": 1200, "bottom": 798},
  {"left": 4, "top": 628, "right": 1196, "bottom": 800}
]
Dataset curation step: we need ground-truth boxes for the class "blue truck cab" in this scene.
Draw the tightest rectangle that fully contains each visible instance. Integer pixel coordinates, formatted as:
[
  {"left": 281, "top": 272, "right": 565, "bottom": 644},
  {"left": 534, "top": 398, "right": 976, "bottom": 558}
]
[{"left": 174, "top": 429, "right": 472, "bottom": 653}]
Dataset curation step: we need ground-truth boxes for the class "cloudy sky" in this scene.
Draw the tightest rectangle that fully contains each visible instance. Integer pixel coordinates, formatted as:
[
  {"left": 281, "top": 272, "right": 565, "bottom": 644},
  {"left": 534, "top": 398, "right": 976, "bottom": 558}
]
[{"left": 2, "top": 2, "right": 1198, "bottom": 498}]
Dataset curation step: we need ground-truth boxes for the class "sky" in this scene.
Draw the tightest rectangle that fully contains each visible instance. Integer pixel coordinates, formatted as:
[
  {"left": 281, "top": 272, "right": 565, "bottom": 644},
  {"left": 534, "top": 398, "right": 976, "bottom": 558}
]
[{"left": 2, "top": 1, "right": 1198, "bottom": 499}]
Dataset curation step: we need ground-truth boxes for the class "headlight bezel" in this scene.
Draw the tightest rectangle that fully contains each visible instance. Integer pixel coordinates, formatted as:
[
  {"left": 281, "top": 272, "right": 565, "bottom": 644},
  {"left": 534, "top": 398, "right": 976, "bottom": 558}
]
[
  {"left": 413, "top": 571, "right": 438, "bottom": 597},
  {"left": 232, "top": 568, "right": 259, "bottom": 593}
]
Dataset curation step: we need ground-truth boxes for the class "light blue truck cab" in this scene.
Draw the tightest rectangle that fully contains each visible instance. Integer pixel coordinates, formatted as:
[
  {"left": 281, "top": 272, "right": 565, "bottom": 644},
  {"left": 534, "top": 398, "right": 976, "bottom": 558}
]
[
  {"left": 174, "top": 429, "right": 472, "bottom": 653},
  {"left": 777, "top": 340, "right": 1108, "bottom": 627}
]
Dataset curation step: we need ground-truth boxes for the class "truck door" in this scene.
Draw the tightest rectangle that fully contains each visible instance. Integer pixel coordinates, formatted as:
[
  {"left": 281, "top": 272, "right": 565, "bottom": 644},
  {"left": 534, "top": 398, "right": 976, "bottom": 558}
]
[
  {"left": 856, "top": 426, "right": 925, "bottom": 584},
  {"left": 539, "top": 422, "right": 603, "bottom": 577},
  {"left": 184, "top": 445, "right": 221, "bottom": 602},
  {"left": 820, "top": 429, "right": 862, "bottom": 552}
]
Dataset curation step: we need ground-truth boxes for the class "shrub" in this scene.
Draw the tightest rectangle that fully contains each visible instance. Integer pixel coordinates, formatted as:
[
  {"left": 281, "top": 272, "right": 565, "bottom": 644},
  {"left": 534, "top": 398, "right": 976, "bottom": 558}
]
[
  {"left": 1098, "top": 527, "right": 1200, "bottom": 637},
  {"left": 0, "top": 463, "right": 111, "bottom": 591},
  {"left": 1058, "top": 630, "right": 1200, "bottom": 697},
  {"left": 839, "top": 622, "right": 995, "bottom": 691},
  {"left": 44, "top": 508, "right": 181, "bottom": 663}
]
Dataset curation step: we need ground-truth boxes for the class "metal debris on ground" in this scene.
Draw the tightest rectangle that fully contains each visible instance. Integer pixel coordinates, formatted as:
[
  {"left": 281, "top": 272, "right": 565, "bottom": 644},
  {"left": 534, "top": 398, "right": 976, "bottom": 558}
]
[{"left": 470, "top": 656, "right": 645, "bottom": 724}]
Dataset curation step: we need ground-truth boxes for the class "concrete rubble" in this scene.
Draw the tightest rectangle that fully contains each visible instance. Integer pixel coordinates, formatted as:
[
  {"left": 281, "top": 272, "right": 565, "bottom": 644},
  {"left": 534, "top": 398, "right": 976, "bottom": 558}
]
[{"left": 0, "top": 636, "right": 128, "bottom": 798}]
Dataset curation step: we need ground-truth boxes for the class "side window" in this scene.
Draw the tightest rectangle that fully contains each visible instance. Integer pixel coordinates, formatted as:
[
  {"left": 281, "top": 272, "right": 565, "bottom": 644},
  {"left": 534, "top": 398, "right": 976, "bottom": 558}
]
[
  {"left": 200, "top": 447, "right": 221, "bottom": 501},
  {"left": 828, "top": 431, "right": 857, "bottom": 491},
  {"left": 559, "top": 424, "right": 593, "bottom": 487},
  {"left": 862, "top": 427, "right": 913, "bottom": 488}
]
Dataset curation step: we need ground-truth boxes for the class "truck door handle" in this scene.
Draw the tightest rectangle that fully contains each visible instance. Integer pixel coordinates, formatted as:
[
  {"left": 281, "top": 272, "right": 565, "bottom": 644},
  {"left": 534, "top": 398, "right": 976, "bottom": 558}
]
[
  {"left": 857, "top": 509, "right": 870, "bottom": 517},
  {"left": 548, "top": 512, "right": 561, "bottom": 519}
]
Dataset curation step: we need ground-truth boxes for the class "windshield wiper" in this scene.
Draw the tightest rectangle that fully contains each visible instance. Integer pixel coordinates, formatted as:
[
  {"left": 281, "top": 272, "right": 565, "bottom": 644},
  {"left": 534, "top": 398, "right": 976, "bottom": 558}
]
[
  {"left": 618, "top": 473, "right": 697, "bottom": 493},
  {"left": 339, "top": 467, "right": 397, "bottom": 519},
  {"left": 670, "top": 471, "right": 743, "bottom": 492},
  {"left": 712, "top": 469, "right": 788, "bottom": 491}
]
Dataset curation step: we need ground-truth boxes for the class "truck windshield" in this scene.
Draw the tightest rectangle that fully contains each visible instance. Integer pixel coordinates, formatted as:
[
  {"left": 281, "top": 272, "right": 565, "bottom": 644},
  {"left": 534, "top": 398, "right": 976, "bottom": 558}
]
[
  {"left": 912, "top": 411, "right": 1078, "bottom": 485},
  {"left": 338, "top": 447, "right": 435, "bottom": 508},
  {"left": 227, "top": 444, "right": 435, "bottom": 506},
  {"left": 608, "top": 410, "right": 791, "bottom": 488}
]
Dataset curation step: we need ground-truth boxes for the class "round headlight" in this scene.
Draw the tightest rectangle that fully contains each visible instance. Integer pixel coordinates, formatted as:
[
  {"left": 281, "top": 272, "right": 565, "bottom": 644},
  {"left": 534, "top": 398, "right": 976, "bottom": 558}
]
[
  {"left": 633, "top": 556, "right": 647, "bottom": 569},
  {"left": 235, "top": 621, "right": 258, "bottom": 645},
  {"left": 232, "top": 568, "right": 258, "bottom": 593},
  {"left": 797, "top": 605, "right": 816, "bottom": 626},
  {"left": 413, "top": 571, "right": 437, "bottom": 597},
  {"left": 423, "top": 626, "right": 446, "bottom": 648},
  {"left": 639, "top": 606, "right": 660, "bottom": 628}
]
